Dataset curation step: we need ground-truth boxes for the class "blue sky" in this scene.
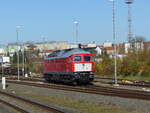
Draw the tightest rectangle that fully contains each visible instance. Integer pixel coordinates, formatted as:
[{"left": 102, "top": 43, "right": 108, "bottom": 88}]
[{"left": 0, "top": 0, "right": 149, "bottom": 44}]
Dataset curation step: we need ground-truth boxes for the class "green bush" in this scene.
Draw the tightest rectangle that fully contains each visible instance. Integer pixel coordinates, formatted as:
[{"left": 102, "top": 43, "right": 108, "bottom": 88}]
[
  {"left": 94, "top": 50, "right": 150, "bottom": 78},
  {"left": 94, "top": 56, "right": 114, "bottom": 76}
]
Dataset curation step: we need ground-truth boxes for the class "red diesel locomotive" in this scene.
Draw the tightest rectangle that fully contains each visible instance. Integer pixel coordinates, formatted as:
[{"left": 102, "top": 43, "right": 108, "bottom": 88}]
[{"left": 43, "top": 48, "right": 94, "bottom": 85}]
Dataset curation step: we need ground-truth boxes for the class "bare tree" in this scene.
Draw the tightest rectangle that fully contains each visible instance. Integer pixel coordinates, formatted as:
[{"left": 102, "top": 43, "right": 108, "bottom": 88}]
[{"left": 135, "top": 36, "right": 146, "bottom": 42}]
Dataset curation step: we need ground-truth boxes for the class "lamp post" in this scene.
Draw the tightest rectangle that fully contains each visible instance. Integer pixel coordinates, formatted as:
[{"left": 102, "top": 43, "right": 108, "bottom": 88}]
[
  {"left": 109, "top": 0, "right": 118, "bottom": 86},
  {"left": 1, "top": 56, "right": 3, "bottom": 76},
  {"left": 74, "top": 21, "right": 79, "bottom": 45},
  {"left": 16, "top": 25, "right": 23, "bottom": 81},
  {"left": 22, "top": 43, "right": 25, "bottom": 76},
  {"left": 42, "top": 36, "right": 46, "bottom": 57}
]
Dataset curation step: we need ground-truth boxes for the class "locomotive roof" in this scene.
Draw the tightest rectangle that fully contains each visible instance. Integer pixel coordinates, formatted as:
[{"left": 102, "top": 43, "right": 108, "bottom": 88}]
[{"left": 45, "top": 48, "right": 90, "bottom": 60}]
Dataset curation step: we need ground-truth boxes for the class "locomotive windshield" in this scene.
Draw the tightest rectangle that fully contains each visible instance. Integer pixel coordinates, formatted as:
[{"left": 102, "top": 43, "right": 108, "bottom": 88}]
[
  {"left": 84, "top": 56, "right": 91, "bottom": 61},
  {"left": 74, "top": 56, "right": 81, "bottom": 62}
]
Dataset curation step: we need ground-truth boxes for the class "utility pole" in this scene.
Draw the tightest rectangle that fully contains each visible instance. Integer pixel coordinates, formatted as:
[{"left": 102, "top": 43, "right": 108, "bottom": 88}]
[
  {"left": 16, "top": 26, "right": 20, "bottom": 81},
  {"left": 109, "top": 0, "right": 118, "bottom": 86}
]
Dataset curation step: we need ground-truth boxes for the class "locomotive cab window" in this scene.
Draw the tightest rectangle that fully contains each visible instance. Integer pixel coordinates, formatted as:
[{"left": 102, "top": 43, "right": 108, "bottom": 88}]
[
  {"left": 84, "top": 56, "right": 91, "bottom": 61},
  {"left": 74, "top": 56, "right": 81, "bottom": 62}
]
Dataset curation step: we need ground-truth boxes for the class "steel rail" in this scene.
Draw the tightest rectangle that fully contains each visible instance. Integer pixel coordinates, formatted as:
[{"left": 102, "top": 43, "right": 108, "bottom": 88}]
[
  {"left": 7, "top": 80, "right": 150, "bottom": 101},
  {"left": 0, "top": 90, "right": 65, "bottom": 113},
  {"left": 4, "top": 76, "right": 150, "bottom": 88},
  {"left": 94, "top": 77, "right": 150, "bottom": 88},
  {"left": 0, "top": 98, "right": 29, "bottom": 113}
]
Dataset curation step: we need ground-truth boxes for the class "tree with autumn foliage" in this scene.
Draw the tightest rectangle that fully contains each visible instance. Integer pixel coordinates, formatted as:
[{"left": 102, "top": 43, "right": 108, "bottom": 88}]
[{"left": 95, "top": 49, "right": 150, "bottom": 78}]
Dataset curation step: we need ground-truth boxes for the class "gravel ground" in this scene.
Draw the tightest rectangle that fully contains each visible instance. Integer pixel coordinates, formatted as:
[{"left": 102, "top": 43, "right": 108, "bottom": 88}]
[
  {"left": 0, "top": 83, "right": 83, "bottom": 113},
  {"left": 0, "top": 93, "right": 55, "bottom": 113},
  {"left": 0, "top": 83, "right": 150, "bottom": 113},
  {"left": 94, "top": 78, "right": 150, "bottom": 91},
  {"left": 0, "top": 102, "right": 19, "bottom": 113}
]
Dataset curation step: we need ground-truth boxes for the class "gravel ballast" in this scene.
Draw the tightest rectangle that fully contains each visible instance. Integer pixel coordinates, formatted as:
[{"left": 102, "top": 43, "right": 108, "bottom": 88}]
[
  {"left": 0, "top": 83, "right": 150, "bottom": 113},
  {"left": 0, "top": 102, "right": 20, "bottom": 113}
]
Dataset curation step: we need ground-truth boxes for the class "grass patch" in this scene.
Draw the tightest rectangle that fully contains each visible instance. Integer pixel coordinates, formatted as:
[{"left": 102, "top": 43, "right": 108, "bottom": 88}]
[
  {"left": 96, "top": 74, "right": 150, "bottom": 82},
  {"left": 13, "top": 89, "right": 142, "bottom": 113},
  {"left": 118, "top": 75, "right": 150, "bottom": 82}
]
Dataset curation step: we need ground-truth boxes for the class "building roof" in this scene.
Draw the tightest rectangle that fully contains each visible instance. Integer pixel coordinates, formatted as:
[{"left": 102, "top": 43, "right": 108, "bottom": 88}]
[
  {"left": 96, "top": 45, "right": 103, "bottom": 47},
  {"left": 41, "top": 49, "right": 56, "bottom": 53},
  {"left": 0, "top": 45, "right": 6, "bottom": 49},
  {"left": 104, "top": 47, "right": 114, "bottom": 50},
  {"left": 144, "top": 42, "right": 150, "bottom": 45}
]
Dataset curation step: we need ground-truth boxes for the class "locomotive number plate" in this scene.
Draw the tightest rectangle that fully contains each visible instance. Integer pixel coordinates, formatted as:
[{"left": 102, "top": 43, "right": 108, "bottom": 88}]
[{"left": 74, "top": 63, "right": 92, "bottom": 72}]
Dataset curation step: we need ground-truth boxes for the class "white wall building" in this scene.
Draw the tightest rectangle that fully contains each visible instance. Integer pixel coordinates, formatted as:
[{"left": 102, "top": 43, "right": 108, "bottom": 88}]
[
  {"left": 124, "top": 42, "right": 130, "bottom": 53},
  {"left": 103, "top": 42, "right": 113, "bottom": 47},
  {"left": 95, "top": 47, "right": 102, "bottom": 55},
  {"left": 68, "top": 43, "right": 78, "bottom": 49},
  {"left": 134, "top": 42, "right": 144, "bottom": 51},
  {"left": 34, "top": 41, "right": 69, "bottom": 51},
  {"left": 0, "top": 57, "right": 10, "bottom": 63},
  {"left": 87, "top": 43, "right": 96, "bottom": 48},
  {"left": 0, "top": 48, "right": 5, "bottom": 55},
  {"left": 124, "top": 42, "right": 144, "bottom": 53},
  {"left": 0, "top": 45, "right": 7, "bottom": 56}
]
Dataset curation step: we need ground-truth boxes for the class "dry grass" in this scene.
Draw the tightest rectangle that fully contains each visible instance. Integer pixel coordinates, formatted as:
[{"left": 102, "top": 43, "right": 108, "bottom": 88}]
[{"left": 13, "top": 89, "right": 143, "bottom": 113}]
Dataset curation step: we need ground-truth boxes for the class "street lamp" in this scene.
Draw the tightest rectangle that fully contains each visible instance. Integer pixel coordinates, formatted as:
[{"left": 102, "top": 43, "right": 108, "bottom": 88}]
[
  {"left": 74, "top": 21, "right": 79, "bottom": 45},
  {"left": 22, "top": 43, "right": 25, "bottom": 76},
  {"left": 42, "top": 36, "right": 46, "bottom": 57},
  {"left": 109, "top": 0, "right": 119, "bottom": 86},
  {"left": 1, "top": 56, "right": 3, "bottom": 76},
  {"left": 16, "top": 25, "right": 23, "bottom": 81}
]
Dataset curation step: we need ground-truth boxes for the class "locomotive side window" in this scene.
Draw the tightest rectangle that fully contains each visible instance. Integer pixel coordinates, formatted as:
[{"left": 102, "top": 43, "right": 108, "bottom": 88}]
[
  {"left": 84, "top": 56, "right": 91, "bottom": 61},
  {"left": 74, "top": 56, "right": 81, "bottom": 62}
]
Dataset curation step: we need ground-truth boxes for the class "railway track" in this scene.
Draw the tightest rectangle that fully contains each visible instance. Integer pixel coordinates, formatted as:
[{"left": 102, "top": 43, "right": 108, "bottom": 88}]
[
  {"left": 0, "top": 90, "right": 65, "bottom": 113},
  {"left": 0, "top": 98, "right": 28, "bottom": 113},
  {"left": 2, "top": 75, "right": 150, "bottom": 85},
  {"left": 6, "top": 80, "right": 150, "bottom": 101},
  {"left": 5, "top": 76, "right": 150, "bottom": 88},
  {"left": 94, "top": 77, "right": 150, "bottom": 88}
]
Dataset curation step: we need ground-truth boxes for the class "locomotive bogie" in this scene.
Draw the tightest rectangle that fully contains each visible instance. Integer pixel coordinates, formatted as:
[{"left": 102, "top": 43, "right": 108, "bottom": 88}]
[{"left": 44, "top": 72, "right": 94, "bottom": 84}]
